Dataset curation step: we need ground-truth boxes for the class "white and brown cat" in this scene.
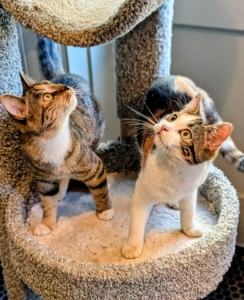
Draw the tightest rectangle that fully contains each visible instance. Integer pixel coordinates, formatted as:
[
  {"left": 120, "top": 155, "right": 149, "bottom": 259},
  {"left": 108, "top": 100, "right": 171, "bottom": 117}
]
[{"left": 122, "top": 80, "right": 232, "bottom": 259}]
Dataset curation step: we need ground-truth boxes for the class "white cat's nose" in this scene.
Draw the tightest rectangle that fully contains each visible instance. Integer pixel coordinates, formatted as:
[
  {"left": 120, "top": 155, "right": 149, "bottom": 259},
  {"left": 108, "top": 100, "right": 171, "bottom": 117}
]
[
  {"left": 161, "top": 124, "right": 169, "bottom": 131},
  {"left": 154, "top": 123, "right": 170, "bottom": 134}
]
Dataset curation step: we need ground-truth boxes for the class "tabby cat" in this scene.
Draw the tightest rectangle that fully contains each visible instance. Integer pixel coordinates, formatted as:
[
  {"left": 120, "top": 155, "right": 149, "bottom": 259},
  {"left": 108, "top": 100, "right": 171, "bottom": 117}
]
[
  {"left": 122, "top": 76, "right": 234, "bottom": 259},
  {"left": 1, "top": 71, "right": 114, "bottom": 236}
]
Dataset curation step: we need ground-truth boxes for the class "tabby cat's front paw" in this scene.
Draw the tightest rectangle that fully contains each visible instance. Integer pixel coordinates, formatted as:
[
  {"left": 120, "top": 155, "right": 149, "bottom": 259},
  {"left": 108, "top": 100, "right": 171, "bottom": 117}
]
[
  {"left": 33, "top": 223, "right": 55, "bottom": 236},
  {"left": 122, "top": 242, "right": 143, "bottom": 259},
  {"left": 97, "top": 208, "right": 114, "bottom": 221},
  {"left": 182, "top": 223, "right": 203, "bottom": 237}
]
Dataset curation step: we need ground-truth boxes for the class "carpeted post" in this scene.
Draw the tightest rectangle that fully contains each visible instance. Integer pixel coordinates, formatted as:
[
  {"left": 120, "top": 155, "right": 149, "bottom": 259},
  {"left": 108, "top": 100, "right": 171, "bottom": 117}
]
[
  {"left": 115, "top": 0, "right": 174, "bottom": 139},
  {"left": 0, "top": 5, "right": 40, "bottom": 299}
]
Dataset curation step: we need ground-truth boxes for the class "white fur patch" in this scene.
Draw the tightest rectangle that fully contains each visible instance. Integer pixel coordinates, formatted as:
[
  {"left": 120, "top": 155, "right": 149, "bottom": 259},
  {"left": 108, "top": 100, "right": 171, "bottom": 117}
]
[
  {"left": 97, "top": 208, "right": 115, "bottom": 221},
  {"left": 140, "top": 153, "right": 209, "bottom": 203},
  {"left": 40, "top": 117, "right": 71, "bottom": 166}
]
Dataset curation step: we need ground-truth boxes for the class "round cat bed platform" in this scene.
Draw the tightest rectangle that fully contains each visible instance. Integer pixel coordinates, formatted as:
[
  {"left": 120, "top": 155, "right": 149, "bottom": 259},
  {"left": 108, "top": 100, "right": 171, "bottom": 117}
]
[
  {"left": 1, "top": 0, "right": 166, "bottom": 46},
  {"left": 5, "top": 165, "right": 239, "bottom": 300}
]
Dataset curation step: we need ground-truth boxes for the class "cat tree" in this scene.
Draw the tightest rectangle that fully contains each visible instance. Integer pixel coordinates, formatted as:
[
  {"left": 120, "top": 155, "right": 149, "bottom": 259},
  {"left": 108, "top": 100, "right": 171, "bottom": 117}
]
[{"left": 0, "top": 0, "right": 239, "bottom": 299}]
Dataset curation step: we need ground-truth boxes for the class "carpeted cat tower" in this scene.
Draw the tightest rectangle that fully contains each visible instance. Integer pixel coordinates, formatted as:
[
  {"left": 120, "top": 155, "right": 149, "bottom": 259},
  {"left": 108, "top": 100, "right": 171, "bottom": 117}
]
[{"left": 0, "top": 1, "right": 240, "bottom": 299}]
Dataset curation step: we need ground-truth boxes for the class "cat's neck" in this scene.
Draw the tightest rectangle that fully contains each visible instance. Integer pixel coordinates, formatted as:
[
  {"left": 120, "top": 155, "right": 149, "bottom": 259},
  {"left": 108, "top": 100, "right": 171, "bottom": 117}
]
[
  {"left": 23, "top": 116, "right": 71, "bottom": 167},
  {"left": 142, "top": 150, "right": 210, "bottom": 189}
]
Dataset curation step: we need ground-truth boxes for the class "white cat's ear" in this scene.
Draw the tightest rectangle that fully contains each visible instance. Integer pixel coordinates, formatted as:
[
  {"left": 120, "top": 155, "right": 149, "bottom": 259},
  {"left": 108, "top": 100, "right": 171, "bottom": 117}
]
[
  {"left": 19, "top": 72, "right": 35, "bottom": 91},
  {"left": 1, "top": 94, "right": 27, "bottom": 120},
  {"left": 184, "top": 93, "right": 201, "bottom": 115},
  {"left": 205, "top": 123, "right": 233, "bottom": 151}
]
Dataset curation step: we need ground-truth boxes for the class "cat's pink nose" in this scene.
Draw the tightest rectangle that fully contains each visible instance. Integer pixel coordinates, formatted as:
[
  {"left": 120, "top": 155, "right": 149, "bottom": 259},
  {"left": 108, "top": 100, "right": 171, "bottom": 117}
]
[{"left": 161, "top": 124, "right": 169, "bottom": 132}]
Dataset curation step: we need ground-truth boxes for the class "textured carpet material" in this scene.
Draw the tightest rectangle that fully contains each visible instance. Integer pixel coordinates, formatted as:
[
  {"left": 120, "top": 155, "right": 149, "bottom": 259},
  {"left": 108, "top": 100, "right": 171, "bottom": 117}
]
[
  {"left": 28, "top": 173, "right": 218, "bottom": 265},
  {"left": 202, "top": 246, "right": 244, "bottom": 300},
  {"left": 0, "top": 5, "right": 22, "bottom": 96},
  {"left": 115, "top": 0, "right": 174, "bottom": 121},
  {"left": 4, "top": 165, "right": 239, "bottom": 300},
  {"left": 1, "top": 0, "right": 166, "bottom": 46},
  {"left": 96, "top": 139, "right": 141, "bottom": 173},
  {"left": 1, "top": 246, "right": 244, "bottom": 299},
  {"left": 0, "top": 5, "right": 38, "bottom": 299}
]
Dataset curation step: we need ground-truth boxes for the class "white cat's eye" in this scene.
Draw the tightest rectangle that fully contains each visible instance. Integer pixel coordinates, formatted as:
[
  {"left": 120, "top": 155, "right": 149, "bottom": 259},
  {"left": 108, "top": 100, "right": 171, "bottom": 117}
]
[
  {"left": 43, "top": 93, "right": 54, "bottom": 101},
  {"left": 167, "top": 114, "right": 177, "bottom": 122},
  {"left": 180, "top": 129, "right": 192, "bottom": 139}
]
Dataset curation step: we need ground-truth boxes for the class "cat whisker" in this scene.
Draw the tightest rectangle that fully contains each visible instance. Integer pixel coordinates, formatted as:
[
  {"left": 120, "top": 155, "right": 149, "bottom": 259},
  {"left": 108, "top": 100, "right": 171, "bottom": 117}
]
[
  {"left": 121, "top": 120, "right": 152, "bottom": 127},
  {"left": 156, "top": 135, "right": 173, "bottom": 166},
  {"left": 128, "top": 128, "right": 153, "bottom": 138},
  {"left": 127, "top": 106, "right": 156, "bottom": 125},
  {"left": 122, "top": 118, "right": 154, "bottom": 138},
  {"left": 122, "top": 117, "right": 154, "bottom": 126},
  {"left": 145, "top": 103, "right": 159, "bottom": 124},
  {"left": 156, "top": 143, "right": 169, "bottom": 164}
]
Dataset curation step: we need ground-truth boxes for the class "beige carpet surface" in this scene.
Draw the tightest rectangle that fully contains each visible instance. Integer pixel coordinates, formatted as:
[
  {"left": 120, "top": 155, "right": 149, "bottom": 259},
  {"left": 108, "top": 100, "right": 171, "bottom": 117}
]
[{"left": 28, "top": 173, "right": 217, "bottom": 265}]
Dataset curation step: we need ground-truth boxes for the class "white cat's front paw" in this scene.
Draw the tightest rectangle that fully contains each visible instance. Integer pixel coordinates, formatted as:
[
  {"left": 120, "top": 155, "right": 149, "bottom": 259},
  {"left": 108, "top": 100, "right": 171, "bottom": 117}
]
[
  {"left": 97, "top": 208, "right": 114, "bottom": 221},
  {"left": 182, "top": 223, "right": 203, "bottom": 237},
  {"left": 33, "top": 223, "right": 54, "bottom": 236},
  {"left": 122, "top": 242, "right": 143, "bottom": 259}
]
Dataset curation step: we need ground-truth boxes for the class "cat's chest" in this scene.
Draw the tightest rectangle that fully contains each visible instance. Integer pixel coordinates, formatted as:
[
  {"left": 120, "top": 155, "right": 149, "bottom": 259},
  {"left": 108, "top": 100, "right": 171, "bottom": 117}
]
[
  {"left": 139, "top": 154, "right": 209, "bottom": 201},
  {"left": 39, "top": 131, "right": 71, "bottom": 166},
  {"left": 25, "top": 123, "right": 71, "bottom": 167}
]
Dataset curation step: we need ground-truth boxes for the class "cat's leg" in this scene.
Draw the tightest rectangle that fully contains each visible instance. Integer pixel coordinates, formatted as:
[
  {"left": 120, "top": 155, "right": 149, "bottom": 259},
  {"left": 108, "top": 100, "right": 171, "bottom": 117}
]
[
  {"left": 33, "top": 180, "right": 60, "bottom": 236},
  {"left": 58, "top": 177, "right": 70, "bottom": 202},
  {"left": 122, "top": 188, "right": 153, "bottom": 259},
  {"left": 75, "top": 151, "right": 114, "bottom": 221},
  {"left": 179, "top": 190, "right": 203, "bottom": 237}
]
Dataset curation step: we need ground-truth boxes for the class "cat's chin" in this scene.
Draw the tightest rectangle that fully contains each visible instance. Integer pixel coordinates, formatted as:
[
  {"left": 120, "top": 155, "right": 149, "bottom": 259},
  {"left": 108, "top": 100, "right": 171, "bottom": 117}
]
[
  {"left": 153, "top": 137, "right": 164, "bottom": 150},
  {"left": 154, "top": 134, "right": 162, "bottom": 147},
  {"left": 69, "top": 95, "right": 77, "bottom": 110}
]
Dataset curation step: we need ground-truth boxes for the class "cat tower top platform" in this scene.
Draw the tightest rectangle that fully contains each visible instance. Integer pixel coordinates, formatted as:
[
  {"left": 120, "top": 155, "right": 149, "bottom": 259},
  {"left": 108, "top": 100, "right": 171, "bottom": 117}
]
[{"left": 1, "top": 0, "right": 166, "bottom": 46}]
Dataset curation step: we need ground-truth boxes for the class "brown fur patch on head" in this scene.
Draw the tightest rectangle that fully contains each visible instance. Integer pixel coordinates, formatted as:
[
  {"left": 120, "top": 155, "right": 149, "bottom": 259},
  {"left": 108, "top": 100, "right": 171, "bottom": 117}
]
[
  {"left": 180, "top": 118, "right": 207, "bottom": 165},
  {"left": 180, "top": 119, "right": 232, "bottom": 165},
  {"left": 142, "top": 134, "right": 155, "bottom": 169}
]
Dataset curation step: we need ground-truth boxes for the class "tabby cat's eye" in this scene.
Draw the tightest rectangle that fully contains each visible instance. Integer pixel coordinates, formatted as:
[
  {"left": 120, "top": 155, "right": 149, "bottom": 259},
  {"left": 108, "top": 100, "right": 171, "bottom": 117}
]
[
  {"left": 167, "top": 114, "right": 177, "bottom": 122},
  {"left": 180, "top": 129, "right": 192, "bottom": 139},
  {"left": 43, "top": 93, "right": 54, "bottom": 101}
]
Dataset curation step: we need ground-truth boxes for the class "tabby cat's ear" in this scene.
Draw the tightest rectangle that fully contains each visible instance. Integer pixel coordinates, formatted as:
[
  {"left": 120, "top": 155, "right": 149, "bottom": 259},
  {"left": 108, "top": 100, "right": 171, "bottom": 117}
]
[
  {"left": 184, "top": 93, "right": 201, "bottom": 115},
  {"left": 1, "top": 94, "right": 27, "bottom": 120},
  {"left": 205, "top": 123, "right": 233, "bottom": 151},
  {"left": 19, "top": 72, "right": 35, "bottom": 91}
]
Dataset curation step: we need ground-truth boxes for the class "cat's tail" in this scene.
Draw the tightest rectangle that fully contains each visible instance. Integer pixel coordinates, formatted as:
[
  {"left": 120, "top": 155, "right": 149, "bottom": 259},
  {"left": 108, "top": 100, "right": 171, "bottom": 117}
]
[
  {"left": 220, "top": 138, "right": 244, "bottom": 172},
  {"left": 200, "top": 88, "right": 244, "bottom": 172},
  {"left": 37, "top": 35, "right": 65, "bottom": 80}
]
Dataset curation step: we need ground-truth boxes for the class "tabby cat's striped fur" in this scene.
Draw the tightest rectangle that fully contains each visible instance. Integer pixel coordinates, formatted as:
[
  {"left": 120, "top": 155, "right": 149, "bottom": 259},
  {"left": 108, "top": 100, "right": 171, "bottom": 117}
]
[{"left": 1, "top": 73, "right": 114, "bottom": 235}]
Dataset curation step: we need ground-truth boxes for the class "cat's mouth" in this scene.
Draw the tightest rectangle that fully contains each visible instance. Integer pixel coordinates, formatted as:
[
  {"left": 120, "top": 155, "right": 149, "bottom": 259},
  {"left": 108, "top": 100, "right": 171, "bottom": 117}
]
[{"left": 154, "top": 129, "right": 173, "bottom": 150}]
